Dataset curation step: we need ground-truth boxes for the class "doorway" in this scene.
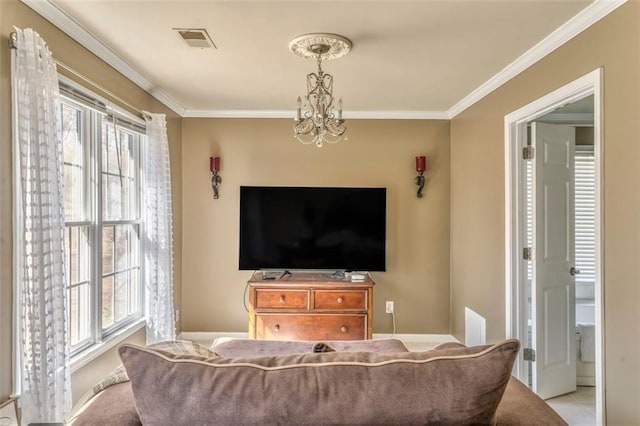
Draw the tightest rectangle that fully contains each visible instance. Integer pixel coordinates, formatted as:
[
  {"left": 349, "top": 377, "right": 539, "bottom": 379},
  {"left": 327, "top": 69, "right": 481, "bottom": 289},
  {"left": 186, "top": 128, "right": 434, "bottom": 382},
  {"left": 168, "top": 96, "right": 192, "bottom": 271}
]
[{"left": 504, "top": 69, "right": 604, "bottom": 424}]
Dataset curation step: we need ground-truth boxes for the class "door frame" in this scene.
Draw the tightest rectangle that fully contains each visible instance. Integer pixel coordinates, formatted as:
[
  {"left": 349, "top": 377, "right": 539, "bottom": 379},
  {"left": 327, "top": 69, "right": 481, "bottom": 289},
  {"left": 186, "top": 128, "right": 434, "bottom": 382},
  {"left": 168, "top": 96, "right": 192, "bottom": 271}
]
[{"left": 504, "top": 69, "right": 605, "bottom": 423}]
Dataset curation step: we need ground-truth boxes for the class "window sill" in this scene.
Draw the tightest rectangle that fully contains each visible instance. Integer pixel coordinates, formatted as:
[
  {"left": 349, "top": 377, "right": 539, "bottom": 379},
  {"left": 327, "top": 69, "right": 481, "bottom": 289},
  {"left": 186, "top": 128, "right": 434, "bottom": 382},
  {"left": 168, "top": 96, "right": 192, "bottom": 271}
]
[{"left": 70, "top": 319, "right": 146, "bottom": 373}]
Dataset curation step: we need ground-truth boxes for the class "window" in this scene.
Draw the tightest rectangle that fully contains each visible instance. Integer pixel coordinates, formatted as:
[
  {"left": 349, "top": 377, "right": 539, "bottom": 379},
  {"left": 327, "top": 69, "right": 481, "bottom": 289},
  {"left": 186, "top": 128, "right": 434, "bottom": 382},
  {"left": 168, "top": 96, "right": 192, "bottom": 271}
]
[
  {"left": 60, "top": 81, "right": 145, "bottom": 356},
  {"left": 100, "top": 123, "right": 141, "bottom": 331},
  {"left": 574, "top": 147, "right": 595, "bottom": 286},
  {"left": 61, "top": 100, "right": 92, "bottom": 351}
]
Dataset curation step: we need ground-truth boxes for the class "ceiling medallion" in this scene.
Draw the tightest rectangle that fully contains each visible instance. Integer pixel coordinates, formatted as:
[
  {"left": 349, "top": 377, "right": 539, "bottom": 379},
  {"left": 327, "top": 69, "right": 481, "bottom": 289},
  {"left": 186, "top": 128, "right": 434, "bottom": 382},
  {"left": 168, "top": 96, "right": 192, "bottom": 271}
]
[
  {"left": 290, "top": 33, "right": 352, "bottom": 148},
  {"left": 289, "top": 33, "right": 352, "bottom": 60}
]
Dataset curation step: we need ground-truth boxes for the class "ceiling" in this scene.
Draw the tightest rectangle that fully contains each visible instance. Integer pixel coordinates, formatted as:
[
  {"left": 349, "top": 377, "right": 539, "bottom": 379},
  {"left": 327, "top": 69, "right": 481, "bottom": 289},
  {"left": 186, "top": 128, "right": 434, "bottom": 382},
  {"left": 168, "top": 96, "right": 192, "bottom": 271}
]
[
  {"left": 550, "top": 95, "right": 594, "bottom": 114},
  {"left": 46, "top": 0, "right": 598, "bottom": 117}
]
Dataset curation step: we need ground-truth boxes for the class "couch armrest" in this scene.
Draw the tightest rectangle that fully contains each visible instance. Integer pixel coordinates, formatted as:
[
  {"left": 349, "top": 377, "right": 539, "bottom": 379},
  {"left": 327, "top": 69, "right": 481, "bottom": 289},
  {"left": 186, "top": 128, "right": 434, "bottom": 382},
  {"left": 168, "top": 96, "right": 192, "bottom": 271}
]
[{"left": 495, "top": 377, "right": 568, "bottom": 425}]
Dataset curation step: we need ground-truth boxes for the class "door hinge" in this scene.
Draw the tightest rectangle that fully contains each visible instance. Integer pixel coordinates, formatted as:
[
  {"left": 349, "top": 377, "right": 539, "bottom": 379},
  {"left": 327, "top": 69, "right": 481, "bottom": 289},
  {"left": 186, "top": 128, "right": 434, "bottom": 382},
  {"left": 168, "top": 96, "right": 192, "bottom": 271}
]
[
  {"left": 523, "top": 348, "right": 536, "bottom": 362},
  {"left": 523, "top": 247, "right": 534, "bottom": 261},
  {"left": 523, "top": 146, "right": 535, "bottom": 160}
]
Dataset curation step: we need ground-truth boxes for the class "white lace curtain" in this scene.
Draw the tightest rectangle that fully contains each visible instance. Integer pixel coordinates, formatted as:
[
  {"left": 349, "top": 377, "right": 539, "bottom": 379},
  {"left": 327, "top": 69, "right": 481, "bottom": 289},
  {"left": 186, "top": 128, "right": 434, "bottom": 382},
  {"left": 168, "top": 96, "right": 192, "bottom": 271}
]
[
  {"left": 12, "top": 27, "right": 71, "bottom": 424},
  {"left": 143, "top": 112, "right": 175, "bottom": 344}
]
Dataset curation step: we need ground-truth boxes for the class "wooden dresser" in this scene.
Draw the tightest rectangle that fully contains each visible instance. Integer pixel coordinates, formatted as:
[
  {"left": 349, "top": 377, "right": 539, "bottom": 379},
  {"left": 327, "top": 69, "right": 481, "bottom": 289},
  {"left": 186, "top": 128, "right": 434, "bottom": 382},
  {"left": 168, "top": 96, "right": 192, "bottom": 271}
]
[{"left": 248, "top": 272, "right": 374, "bottom": 340}]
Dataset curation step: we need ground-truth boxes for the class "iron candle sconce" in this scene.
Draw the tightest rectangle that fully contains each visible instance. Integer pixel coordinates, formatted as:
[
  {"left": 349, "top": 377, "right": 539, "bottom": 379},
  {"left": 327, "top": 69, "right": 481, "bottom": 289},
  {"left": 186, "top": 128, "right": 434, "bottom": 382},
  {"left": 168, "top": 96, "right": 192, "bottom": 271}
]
[
  {"left": 415, "top": 156, "right": 426, "bottom": 198},
  {"left": 210, "top": 156, "right": 221, "bottom": 199}
]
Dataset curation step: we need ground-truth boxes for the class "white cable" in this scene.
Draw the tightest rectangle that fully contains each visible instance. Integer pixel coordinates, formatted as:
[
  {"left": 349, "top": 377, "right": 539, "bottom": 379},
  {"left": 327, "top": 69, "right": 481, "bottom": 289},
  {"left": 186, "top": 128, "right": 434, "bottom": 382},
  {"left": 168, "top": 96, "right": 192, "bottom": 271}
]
[{"left": 391, "top": 311, "right": 397, "bottom": 337}]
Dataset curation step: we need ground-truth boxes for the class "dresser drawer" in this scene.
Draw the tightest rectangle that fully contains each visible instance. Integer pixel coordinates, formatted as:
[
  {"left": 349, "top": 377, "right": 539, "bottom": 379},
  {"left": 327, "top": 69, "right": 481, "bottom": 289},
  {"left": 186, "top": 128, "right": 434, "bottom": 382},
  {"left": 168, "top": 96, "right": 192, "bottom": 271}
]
[
  {"left": 313, "top": 290, "right": 367, "bottom": 311},
  {"left": 254, "top": 289, "right": 309, "bottom": 310},
  {"left": 255, "top": 314, "right": 366, "bottom": 341}
]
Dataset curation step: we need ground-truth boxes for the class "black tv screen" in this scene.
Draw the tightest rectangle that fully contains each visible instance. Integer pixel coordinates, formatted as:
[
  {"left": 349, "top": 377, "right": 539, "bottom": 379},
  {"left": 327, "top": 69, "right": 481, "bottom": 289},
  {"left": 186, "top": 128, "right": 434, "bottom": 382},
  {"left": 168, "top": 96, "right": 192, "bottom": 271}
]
[{"left": 239, "top": 186, "right": 386, "bottom": 271}]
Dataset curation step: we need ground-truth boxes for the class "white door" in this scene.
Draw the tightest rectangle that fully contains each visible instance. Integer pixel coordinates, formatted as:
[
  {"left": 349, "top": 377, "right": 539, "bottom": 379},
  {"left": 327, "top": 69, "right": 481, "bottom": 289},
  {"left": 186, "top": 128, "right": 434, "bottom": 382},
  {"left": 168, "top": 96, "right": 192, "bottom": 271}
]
[{"left": 531, "top": 122, "right": 577, "bottom": 400}]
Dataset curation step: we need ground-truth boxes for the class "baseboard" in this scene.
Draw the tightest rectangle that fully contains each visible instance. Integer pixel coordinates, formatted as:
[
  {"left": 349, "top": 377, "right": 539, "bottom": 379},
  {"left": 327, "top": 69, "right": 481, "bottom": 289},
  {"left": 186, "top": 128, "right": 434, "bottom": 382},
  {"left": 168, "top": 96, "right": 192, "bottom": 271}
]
[
  {"left": 373, "top": 333, "right": 459, "bottom": 343},
  {"left": 179, "top": 331, "right": 249, "bottom": 342},
  {"left": 178, "top": 331, "right": 459, "bottom": 344}
]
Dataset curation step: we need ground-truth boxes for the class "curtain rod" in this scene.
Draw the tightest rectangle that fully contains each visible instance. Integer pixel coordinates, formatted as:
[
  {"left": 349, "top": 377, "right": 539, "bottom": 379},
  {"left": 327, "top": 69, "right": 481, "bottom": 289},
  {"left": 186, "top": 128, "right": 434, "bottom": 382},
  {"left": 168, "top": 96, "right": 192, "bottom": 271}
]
[
  {"left": 8, "top": 31, "right": 150, "bottom": 121},
  {"left": 55, "top": 59, "right": 146, "bottom": 118}
]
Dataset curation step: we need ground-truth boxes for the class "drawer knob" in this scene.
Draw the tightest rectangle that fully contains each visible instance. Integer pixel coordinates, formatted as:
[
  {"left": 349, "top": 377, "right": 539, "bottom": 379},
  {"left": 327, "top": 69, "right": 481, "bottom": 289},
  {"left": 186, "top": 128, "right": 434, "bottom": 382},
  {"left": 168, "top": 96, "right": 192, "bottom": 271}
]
[
  {"left": 274, "top": 324, "right": 280, "bottom": 331},
  {"left": 341, "top": 326, "right": 347, "bottom": 333},
  {"left": 279, "top": 295, "right": 285, "bottom": 303},
  {"left": 337, "top": 297, "right": 344, "bottom": 303}
]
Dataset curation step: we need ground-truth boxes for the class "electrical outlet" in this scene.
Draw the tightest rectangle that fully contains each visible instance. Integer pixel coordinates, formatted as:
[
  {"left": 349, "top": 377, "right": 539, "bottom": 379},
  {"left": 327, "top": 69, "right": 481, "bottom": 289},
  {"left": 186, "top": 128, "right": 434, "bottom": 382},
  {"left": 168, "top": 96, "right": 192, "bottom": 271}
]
[
  {"left": 175, "top": 309, "right": 180, "bottom": 323},
  {"left": 385, "top": 301, "right": 394, "bottom": 314}
]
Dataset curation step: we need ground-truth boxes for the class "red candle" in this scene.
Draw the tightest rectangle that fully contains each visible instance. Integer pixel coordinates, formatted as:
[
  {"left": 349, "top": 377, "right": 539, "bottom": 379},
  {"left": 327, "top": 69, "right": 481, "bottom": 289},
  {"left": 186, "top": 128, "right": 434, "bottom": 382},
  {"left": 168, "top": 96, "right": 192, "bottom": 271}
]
[
  {"left": 416, "top": 156, "right": 426, "bottom": 172},
  {"left": 210, "top": 156, "right": 220, "bottom": 172}
]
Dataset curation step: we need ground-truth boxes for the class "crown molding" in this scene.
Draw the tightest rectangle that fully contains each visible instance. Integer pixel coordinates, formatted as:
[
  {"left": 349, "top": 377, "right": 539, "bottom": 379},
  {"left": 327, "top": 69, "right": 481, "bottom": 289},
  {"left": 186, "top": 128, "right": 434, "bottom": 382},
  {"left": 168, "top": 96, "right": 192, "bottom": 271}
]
[
  {"left": 183, "top": 110, "right": 292, "bottom": 119},
  {"left": 346, "top": 110, "right": 450, "bottom": 120},
  {"left": 183, "top": 109, "right": 450, "bottom": 120},
  {"left": 20, "top": 0, "right": 186, "bottom": 116},
  {"left": 447, "top": 0, "right": 627, "bottom": 118}
]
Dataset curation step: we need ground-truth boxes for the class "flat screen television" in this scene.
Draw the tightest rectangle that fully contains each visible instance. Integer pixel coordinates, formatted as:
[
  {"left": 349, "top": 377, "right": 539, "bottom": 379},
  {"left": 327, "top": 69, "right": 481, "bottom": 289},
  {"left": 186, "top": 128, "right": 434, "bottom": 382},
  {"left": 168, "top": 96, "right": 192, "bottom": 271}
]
[{"left": 239, "top": 186, "right": 386, "bottom": 271}]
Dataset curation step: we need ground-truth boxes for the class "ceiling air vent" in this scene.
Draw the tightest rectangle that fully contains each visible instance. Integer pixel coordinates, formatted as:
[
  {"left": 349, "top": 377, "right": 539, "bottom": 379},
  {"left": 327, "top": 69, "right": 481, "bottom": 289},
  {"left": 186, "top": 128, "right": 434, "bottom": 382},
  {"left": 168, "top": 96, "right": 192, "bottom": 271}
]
[{"left": 173, "top": 28, "right": 217, "bottom": 49}]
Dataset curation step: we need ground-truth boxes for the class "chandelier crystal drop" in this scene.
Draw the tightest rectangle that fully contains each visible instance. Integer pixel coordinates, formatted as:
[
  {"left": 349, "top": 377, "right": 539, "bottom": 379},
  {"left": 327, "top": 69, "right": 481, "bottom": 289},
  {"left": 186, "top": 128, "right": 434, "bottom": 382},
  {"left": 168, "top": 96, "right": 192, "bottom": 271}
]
[{"left": 290, "top": 33, "right": 352, "bottom": 148}]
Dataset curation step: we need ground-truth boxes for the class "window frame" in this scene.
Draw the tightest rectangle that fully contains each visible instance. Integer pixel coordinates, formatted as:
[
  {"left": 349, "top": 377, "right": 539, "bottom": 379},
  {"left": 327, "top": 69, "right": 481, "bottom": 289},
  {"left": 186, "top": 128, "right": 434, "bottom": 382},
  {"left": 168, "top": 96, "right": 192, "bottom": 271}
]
[
  {"left": 58, "top": 77, "right": 147, "bottom": 363},
  {"left": 98, "top": 118, "right": 144, "bottom": 338},
  {"left": 61, "top": 97, "right": 95, "bottom": 356}
]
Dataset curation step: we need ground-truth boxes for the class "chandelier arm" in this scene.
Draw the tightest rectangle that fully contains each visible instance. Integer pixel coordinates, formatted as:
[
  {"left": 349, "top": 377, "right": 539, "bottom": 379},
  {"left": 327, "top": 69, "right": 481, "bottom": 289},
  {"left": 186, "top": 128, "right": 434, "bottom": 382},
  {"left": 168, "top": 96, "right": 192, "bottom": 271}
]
[
  {"left": 305, "top": 96, "right": 316, "bottom": 119},
  {"left": 307, "top": 73, "right": 319, "bottom": 92},
  {"left": 294, "top": 118, "right": 315, "bottom": 135},
  {"left": 325, "top": 119, "right": 346, "bottom": 137},
  {"left": 320, "top": 74, "right": 333, "bottom": 95}
]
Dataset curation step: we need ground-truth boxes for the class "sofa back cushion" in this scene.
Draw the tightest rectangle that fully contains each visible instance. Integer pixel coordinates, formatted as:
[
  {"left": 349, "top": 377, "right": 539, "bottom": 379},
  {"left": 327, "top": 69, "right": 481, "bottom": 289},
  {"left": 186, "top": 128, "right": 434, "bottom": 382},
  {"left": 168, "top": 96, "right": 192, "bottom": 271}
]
[
  {"left": 119, "top": 339, "right": 520, "bottom": 426},
  {"left": 210, "top": 337, "right": 410, "bottom": 357}
]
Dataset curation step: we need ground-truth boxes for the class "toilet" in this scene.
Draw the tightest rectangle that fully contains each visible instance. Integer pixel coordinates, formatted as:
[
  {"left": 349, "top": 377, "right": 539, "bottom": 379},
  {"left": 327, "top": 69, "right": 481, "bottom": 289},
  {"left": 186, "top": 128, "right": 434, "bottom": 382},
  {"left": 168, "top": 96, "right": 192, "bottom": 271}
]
[{"left": 576, "top": 302, "right": 595, "bottom": 386}]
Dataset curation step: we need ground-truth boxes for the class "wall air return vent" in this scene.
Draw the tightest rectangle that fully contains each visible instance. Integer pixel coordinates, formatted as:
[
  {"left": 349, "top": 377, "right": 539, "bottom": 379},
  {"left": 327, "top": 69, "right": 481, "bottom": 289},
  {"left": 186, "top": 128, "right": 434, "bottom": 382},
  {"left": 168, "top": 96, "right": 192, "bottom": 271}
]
[{"left": 173, "top": 28, "right": 217, "bottom": 49}]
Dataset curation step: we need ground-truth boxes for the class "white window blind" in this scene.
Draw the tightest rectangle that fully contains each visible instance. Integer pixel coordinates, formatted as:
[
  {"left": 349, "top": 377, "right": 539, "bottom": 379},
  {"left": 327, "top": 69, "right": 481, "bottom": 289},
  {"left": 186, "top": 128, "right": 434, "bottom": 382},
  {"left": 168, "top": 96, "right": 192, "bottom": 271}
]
[
  {"left": 574, "top": 147, "right": 595, "bottom": 284},
  {"left": 525, "top": 159, "right": 533, "bottom": 281}
]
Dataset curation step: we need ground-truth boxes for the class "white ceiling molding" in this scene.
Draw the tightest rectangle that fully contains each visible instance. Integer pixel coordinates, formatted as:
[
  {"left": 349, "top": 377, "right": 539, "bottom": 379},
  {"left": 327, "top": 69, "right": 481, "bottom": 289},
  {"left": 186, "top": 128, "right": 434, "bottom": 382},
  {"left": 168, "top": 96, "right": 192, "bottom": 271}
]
[
  {"left": 345, "top": 111, "right": 449, "bottom": 120},
  {"left": 183, "top": 110, "right": 450, "bottom": 120},
  {"left": 447, "top": 0, "right": 627, "bottom": 119},
  {"left": 183, "top": 110, "right": 293, "bottom": 119},
  {"left": 21, "top": 0, "right": 186, "bottom": 116}
]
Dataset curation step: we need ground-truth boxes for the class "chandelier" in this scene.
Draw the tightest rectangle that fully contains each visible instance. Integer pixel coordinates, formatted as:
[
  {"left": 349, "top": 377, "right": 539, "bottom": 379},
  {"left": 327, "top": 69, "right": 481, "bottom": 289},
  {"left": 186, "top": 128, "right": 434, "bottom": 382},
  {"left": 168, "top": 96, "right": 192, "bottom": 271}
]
[{"left": 289, "top": 33, "right": 352, "bottom": 148}]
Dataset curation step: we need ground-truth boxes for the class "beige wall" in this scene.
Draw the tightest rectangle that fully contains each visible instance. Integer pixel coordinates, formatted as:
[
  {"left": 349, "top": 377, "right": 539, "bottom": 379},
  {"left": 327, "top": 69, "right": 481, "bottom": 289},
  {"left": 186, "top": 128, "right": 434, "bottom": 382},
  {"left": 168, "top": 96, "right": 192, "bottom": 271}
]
[
  {"left": 450, "top": 2, "right": 640, "bottom": 423},
  {"left": 0, "top": 0, "right": 182, "bottom": 403},
  {"left": 181, "top": 118, "right": 450, "bottom": 334}
]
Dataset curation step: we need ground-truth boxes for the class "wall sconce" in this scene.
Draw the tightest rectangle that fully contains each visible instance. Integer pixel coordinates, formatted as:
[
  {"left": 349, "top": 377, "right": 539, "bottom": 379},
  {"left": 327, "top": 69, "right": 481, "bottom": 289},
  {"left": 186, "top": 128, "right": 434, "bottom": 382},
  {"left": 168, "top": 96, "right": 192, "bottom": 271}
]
[
  {"left": 210, "top": 156, "right": 221, "bottom": 199},
  {"left": 415, "top": 156, "right": 426, "bottom": 198}
]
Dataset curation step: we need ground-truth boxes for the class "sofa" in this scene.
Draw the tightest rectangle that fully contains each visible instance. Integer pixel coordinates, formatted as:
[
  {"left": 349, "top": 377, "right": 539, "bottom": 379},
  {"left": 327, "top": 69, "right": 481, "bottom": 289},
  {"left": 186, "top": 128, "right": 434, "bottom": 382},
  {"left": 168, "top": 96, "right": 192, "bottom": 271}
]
[{"left": 69, "top": 338, "right": 566, "bottom": 425}]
